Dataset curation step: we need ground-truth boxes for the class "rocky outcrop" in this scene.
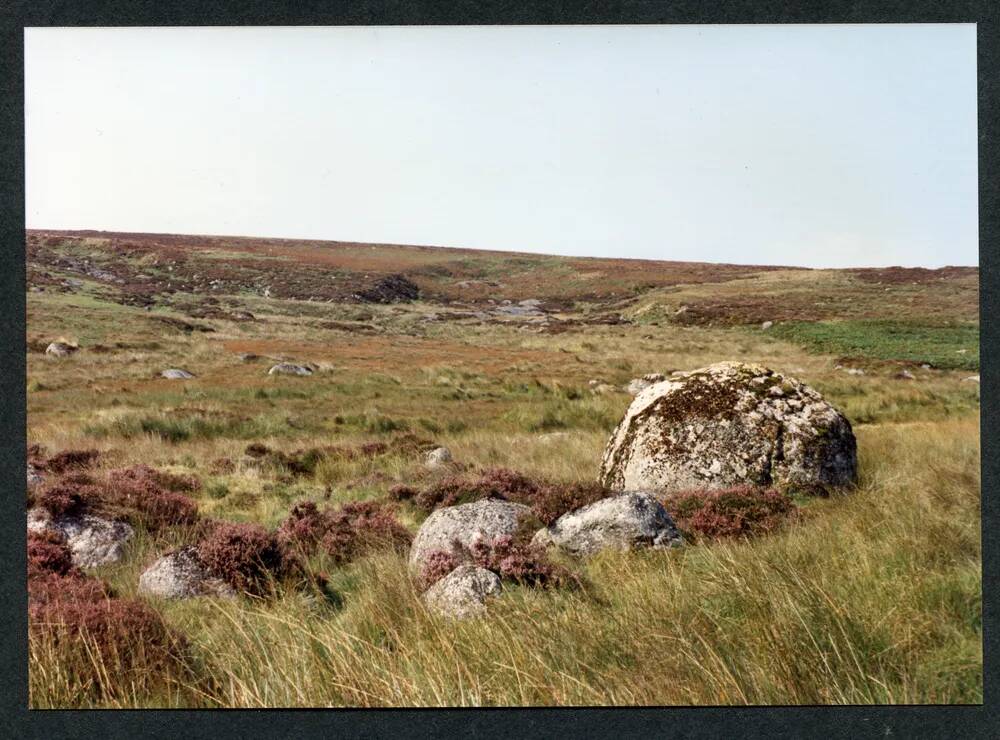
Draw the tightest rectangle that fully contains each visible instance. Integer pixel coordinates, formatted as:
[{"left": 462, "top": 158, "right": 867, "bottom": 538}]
[
  {"left": 268, "top": 363, "right": 313, "bottom": 376},
  {"left": 138, "top": 546, "right": 235, "bottom": 599},
  {"left": 27, "top": 507, "right": 134, "bottom": 568},
  {"left": 422, "top": 565, "right": 502, "bottom": 619},
  {"left": 408, "top": 499, "right": 536, "bottom": 573},
  {"left": 600, "top": 362, "right": 857, "bottom": 494},
  {"left": 531, "top": 492, "right": 683, "bottom": 557}
]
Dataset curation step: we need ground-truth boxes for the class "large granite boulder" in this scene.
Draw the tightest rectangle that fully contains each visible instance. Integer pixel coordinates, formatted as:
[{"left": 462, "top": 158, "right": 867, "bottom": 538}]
[
  {"left": 532, "top": 492, "right": 683, "bottom": 557},
  {"left": 600, "top": 362, "right": 856, "bottom": 494}
]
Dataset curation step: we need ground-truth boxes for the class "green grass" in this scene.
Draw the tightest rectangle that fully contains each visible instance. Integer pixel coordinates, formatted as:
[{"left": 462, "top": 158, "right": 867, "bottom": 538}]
[{"left": 769, "top": 320, "right": 979, "bottom": 370}]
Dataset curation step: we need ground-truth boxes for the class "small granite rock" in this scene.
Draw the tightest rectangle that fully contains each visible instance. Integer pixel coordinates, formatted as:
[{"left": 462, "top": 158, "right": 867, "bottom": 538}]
[
  {"left": 28, "top": 507, "right": 134, "bottom": 568},
  {"left": 422, "top": 565, "right": 502, "bottom": 619},
  {"left": 425, "top": 446, "right": 453, "bottom": 469},
  {"left": 139, "top": 546, "right": 236, "bottom": 599},
  {"left": 45, "top": 341, "right": 78, "bottom": 358},
  {"left": 531, "top": 492, "right": 683, "bottom": 557},
  {"left": 268, "top": 363, "right": 313, "bottom": 376}
]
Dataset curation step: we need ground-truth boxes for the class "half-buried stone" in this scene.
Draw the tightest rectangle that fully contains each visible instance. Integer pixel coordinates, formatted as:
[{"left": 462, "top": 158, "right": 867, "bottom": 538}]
[
  {"left": 139, "top": 546, "right": 235, "bottom": 599},
  {"left": 161, "top": 368, "right": 195, "bottom": 379},
  {"left": 532, "top": 492, "right": 683, "bottom": 557},
  {"left": 27, "top": 507, "right": 134, "bottom": 569},
  {"left": 268, "top": 363, "right": 313, "bottom": 376},
  {"left": 422, "top": 565, "right": 502, "bottom": 619},
  {"left": 599, "top": 361, "right": 857, "bottom": 495}
]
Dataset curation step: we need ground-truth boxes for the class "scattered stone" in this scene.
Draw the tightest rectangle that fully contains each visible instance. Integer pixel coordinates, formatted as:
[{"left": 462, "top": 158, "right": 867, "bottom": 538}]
[
  {"left": 532, "top": 492, "right": 683, "bottom": 557},
  {"left": 626, "top": 373, "right": 666, "bottom": 395},
  {"left": 425, "top": 446, "right": 453, "bottom": 469},
  {"left": 268, "top": 363, "right": 313, "bottom": 376},
  {"left": 590, "top": 383, "right": 618, "bottom": 395},
  {"left": 45, "top": 341, "right": 77, "bottom": 357},
  {"left": 895, "top": 369, "right": 916, "bottom": 380},
  {"left": 761, "top": 321, "right": 774, "bottom": 330},
  {"left": 27, "top": 463, "right": 45, "bottom": 490},
  {"left": 600, "top": 361, "right": 857, "bottom": 494},
  {"left": 964, "top": 375, "right": 980, "bottom": 383},
  {"left": 409, "top": 499, "right": 536, "bottom": 573},
  {"left": 138, "top": 546, "right": 236, "bottom": 599},
  {"left": 160, "top": 368, "right": 195, "bottom": 379},
  {"left": 422, "top": 565, "right": 502, "bottom": 619},
  {"left": 28, "top": 507, "right": 134, "bottom": 568}
]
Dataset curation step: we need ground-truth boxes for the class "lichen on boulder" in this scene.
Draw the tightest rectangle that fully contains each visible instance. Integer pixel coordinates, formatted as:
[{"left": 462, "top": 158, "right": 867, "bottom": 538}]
[{"left": 599, "top": 361, "right": 856, "bottom": 495}]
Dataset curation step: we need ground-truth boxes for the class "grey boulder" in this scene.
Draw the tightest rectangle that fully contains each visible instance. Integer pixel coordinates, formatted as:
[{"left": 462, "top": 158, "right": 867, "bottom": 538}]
[
  {"left": 409, "top": 499, "right": 536, "bottom": 573},
  {"left": 600, "top": 361, "right": 857, "bottom": 494},
  {"left": 532, "top": 492, "right": 683, "bottom": 557},
  {"left": 45, "top": 341, "right": 78, "bottom": 357}
]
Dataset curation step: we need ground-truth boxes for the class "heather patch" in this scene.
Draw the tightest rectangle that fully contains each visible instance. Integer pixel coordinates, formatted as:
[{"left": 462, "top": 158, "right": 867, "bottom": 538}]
[{"left": 660, "top": 485, "right": 797, "bottom": 541}]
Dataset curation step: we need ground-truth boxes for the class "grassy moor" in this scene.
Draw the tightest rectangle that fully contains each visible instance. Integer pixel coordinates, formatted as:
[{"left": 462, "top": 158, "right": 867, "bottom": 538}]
[{"left": 25, "top": 229, "right": 981, "bottom": 707}]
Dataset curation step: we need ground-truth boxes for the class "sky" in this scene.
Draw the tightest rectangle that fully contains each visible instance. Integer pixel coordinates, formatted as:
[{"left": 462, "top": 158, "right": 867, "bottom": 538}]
[{"left": 24, "top": 25, "right": 978, "bottom": 268}]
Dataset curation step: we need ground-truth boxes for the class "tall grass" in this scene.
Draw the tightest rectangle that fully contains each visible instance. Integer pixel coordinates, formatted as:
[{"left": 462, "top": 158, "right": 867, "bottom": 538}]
[{"left": 31, "top": 416, "right": 978, "bottom": 707}]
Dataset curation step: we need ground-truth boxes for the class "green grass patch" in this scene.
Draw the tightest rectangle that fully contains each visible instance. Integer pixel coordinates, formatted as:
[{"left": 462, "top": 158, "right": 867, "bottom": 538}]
[{"left": 770, "top": 320, "right": 979, "bottom": 370}]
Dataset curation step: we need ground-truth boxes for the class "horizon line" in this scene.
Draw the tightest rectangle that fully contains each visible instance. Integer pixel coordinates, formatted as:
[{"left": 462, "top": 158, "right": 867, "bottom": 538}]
[{"left": 25, "top": 227, "right": 979, "bottom": 272}]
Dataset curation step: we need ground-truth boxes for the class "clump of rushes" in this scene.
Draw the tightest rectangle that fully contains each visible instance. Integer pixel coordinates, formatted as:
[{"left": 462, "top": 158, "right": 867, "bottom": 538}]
[
  {"left": 660, "top": 485, "right": 797, "bottom": 541},
  {"left": 196, "top": 521, "right": 290, "bottom": 596},
  {"left": 406, "top": 467, "right": 611, "bottom": 525},
  {"left": 277, "top": 500, "right": 411, "bottom": 564}
]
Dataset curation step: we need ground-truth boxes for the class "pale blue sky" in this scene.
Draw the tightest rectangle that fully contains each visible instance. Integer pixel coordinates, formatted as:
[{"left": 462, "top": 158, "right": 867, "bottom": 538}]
[{"left": 25, "top": 25, "right": 978, "bottom": 268}]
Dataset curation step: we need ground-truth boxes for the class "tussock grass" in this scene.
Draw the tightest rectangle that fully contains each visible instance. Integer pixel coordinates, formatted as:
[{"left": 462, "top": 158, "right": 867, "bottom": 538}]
[{"left": 30, "top": 416, "right": 979, "bottom": 707}]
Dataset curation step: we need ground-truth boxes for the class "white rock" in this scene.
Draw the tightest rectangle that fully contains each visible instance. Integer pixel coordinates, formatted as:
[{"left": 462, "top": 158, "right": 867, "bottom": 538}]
[
  {"left": 424, "top": 446, "right": 453, "bottom": 469},
  {"left": 268, "top": 363, "right": 313, "bottom": 376},
  {"left": 761, "top": 321, "right": 774, "bottom": 330},
  {"left": 161, "top": 368, "right": 195, "bottom": 379}
]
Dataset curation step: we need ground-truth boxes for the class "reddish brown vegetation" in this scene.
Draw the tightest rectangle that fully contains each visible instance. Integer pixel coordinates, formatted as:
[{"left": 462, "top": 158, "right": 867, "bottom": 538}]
[
  {"left": 31, "top": 465, "right": 199, "bottom": 531},
  {"left": 660, "top": 485, "right": 797, "bottom": 541},
  {"left": 406, "top": 467, "right": 610, "bottom": 525},
  {"left": 196, "top": 522, "right": 290, "bottom": 596},
  {"left": 44, "top": 449, "right": 100, "bottom": 474},
  {"left": 27, "top": 530, "right": 77, "bottom": 579},
  {"left": 278, "top": 500, "right": 411, "bottom": 564}
]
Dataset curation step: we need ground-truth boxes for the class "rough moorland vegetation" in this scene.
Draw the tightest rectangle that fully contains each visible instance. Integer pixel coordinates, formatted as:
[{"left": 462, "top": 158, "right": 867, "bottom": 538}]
[{"left": 26, "top": 231, "right": 980, "bottom": 707}]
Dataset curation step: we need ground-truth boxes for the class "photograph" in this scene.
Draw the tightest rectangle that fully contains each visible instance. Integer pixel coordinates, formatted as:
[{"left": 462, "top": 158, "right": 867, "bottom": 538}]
[{"left": 23, "top": 23, "right": 981, "bottom": 708}]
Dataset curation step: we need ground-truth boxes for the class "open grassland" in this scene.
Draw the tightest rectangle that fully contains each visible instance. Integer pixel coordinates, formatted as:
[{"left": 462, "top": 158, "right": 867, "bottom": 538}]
[{"left": 26, "top": 231, "right": 980, "bottom": 707}]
